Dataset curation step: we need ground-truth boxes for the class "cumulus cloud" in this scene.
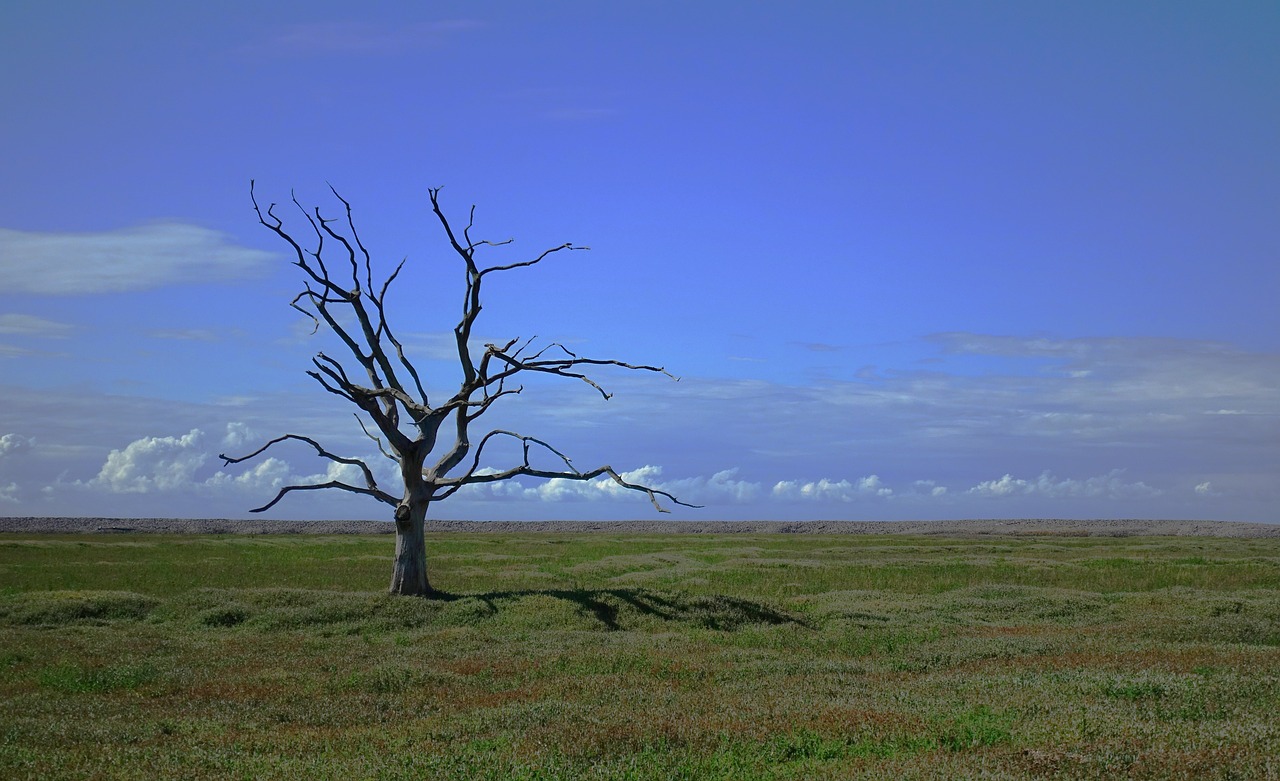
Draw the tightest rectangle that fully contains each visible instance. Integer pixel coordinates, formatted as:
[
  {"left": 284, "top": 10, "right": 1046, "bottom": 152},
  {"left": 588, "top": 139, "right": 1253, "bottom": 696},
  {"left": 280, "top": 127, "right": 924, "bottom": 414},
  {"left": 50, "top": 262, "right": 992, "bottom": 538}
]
[
  {"left": 0, "top": 482, "right": 18, "bottom": 503},
  {"left": 660, "top": 468, "right": 763, "bottom": 503},
  {"left": 222, "top": 422, "right": 255, "bottom": 450},
  {"left": 91, "top": 429, "right": 209, "bottom": 493},
  {"left": 857, "top": 475, "right": 893, "bottom": 496},
  {"left": 968, "top": 474, "right": 1026, "bottom": 497},
  {"left": 914, "top": 480, "right": 948, "bottom": 497},
  {"left": 0, "top": 433, "right": 35, "bottom": 458},
  {"left": 309, "top": 460, "right": 372, "bottom": 487},
  {"left": 1194, "top": 481, "right": 1219, "bottom": 497},
  {"left": 0, "top": 314, "right": 73, "bottom": 338},
  {"left": 465, "top": 465, "right": 763, "bottom": 506},
  {"left": 0, "top": 224, "right": 275, "bottom": 294},
  {"left": 471, "top": 465, "right": 667, "bottom": 503},
  {"left": 967, "top": 470, "right": 1159, "bottom": 499},
  {"left": 772, "top": 475, "right": 892, "bottom": 501},
  {"left": 459, "top": 465, "right": 1180, "bottom": 510},
  {"left": 205, "top": 457, "right": 291, "bottom": 492},
  {"left": 87, "top": 426, "right": 388, "bottom": 501},
  {"left": 466, "top": 466, "right": 903, "bottom": 508}
]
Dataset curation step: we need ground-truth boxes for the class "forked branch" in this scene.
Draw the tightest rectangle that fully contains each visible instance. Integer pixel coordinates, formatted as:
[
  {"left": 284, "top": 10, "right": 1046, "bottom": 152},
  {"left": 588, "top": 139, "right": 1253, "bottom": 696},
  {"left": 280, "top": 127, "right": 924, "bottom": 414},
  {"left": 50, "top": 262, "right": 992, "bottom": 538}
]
[
  {"left": 480, "top": 341, "right": 676, "bottom": 400},
  {"left": 433, "top": 429, "right": 702, "bottom": 512},
  {"left": 219, "top": 434, "right": 397, "bottom": 510}
]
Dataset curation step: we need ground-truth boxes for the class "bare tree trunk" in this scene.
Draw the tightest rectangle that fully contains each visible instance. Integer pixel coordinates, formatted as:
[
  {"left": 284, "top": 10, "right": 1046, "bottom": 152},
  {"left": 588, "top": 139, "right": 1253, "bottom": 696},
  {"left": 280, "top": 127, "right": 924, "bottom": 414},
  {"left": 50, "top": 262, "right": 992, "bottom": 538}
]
[{"left": 389, "top": 501, "right": 432, "bottom": 596}]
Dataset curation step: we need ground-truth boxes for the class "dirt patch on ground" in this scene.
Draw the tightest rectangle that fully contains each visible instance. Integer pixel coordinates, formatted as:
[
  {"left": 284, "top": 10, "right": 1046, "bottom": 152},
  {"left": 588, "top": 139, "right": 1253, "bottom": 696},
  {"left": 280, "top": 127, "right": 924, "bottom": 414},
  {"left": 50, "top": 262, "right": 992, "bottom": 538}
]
[{"left": 1, "top": 517, "right": 1276, "bottom": 537}]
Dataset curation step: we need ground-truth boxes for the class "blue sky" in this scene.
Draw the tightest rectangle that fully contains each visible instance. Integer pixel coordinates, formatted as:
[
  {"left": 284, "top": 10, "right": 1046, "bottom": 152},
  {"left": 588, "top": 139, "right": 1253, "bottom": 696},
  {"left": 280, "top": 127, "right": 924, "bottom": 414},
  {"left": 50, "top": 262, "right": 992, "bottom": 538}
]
[{"left": 1, "top": 2, "right": 1276, "bottom": 522}]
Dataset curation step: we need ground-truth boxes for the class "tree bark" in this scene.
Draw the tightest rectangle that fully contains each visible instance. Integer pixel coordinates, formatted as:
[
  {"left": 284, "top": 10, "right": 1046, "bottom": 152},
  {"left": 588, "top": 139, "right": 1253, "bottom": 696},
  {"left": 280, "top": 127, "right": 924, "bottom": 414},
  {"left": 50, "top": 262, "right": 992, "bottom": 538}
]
[{"left": 389, "top": 501, "right": 432, "bottom": 596}]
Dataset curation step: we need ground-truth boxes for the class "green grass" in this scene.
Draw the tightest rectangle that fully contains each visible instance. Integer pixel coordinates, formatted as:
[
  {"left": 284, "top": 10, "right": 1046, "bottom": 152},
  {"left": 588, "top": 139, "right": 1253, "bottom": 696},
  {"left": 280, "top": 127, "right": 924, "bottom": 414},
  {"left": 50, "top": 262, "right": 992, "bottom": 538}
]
[{"left": 0, "top": 531, "right": 1277, "bottom": 779}]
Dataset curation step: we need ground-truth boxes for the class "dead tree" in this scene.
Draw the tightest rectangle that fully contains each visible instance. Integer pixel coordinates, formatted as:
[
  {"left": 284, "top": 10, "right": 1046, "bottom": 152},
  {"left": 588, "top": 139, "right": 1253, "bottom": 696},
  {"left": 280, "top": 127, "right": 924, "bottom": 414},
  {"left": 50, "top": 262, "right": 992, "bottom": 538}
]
[{"left": 222, "top": 183, "right": 694, "bottom": 596}]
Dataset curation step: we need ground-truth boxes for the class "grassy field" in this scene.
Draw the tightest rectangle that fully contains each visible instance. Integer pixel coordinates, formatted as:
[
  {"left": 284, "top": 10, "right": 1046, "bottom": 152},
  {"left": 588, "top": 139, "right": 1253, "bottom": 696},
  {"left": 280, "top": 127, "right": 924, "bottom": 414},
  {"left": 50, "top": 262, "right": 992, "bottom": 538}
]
[{"left": 1, "top": 531, "right": 1278, "bottom": 779}]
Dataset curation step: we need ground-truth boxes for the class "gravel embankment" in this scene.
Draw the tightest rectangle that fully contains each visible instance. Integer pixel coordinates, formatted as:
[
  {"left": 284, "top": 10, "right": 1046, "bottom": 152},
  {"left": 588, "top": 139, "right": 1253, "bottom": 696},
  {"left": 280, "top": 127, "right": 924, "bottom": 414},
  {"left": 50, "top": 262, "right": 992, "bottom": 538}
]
[{"left": 1, "top": 517, "right": 1276, "bottom": 537}]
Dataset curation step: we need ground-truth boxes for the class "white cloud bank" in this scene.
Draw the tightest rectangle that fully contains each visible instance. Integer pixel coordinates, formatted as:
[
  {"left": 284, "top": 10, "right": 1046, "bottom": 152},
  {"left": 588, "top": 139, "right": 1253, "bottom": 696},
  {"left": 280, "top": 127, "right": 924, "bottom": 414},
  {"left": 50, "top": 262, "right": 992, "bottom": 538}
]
[
  {"left": 0, "top": 417, "right": 1236, "bottom": 515},
  {"left": 62, "top": 429, "right": 906, "bottom": 511},
  {"left": 2, "top": 327, "right": 1274, "bottom": 520},
  {"left": 0, "top": 414, "right": 1254, "bottom": 520},
  {"left": 0, "top": 224, "right": 275, "bottom": 294},
  {"left": 471, "top": 466, "right": 763, "bottom": 505},
  {"left": 86, "top": 426, "right": 378, "bottom": 498},
  {"left": 460, "top": 464, "right": 1169, "bottom": 510},
  {"left": 772, "top": 475, "right": 892, "bottom": 501},
  {"left": 966, "top": 470, "right": 1159, "bottom": 499}
]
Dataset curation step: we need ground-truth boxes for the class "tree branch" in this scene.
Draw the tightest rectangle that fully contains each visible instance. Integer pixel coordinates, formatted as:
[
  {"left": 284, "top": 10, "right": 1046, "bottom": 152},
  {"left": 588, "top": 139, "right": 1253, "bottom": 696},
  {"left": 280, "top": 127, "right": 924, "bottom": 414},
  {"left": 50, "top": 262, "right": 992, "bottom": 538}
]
[
  {"left": 246, "top": 480, "right": 398, "bottom": 513},
  {"left": 372, "top": 258, "right": 430, "bottom": 405},
  {"left": 220, "top": 434, "right": 394, "bottom": 506},
  {"left": 355, "top": 414, "right": 398, "bottom": 462},
  {"left": 432, "top": 429, "right": 701, "bottom": 511},
  {"left": 478, "top": 242, "right": 587, "bottom": 277},
  {"left": 481, "top": 342, "right": 676, "bottom": 400}
]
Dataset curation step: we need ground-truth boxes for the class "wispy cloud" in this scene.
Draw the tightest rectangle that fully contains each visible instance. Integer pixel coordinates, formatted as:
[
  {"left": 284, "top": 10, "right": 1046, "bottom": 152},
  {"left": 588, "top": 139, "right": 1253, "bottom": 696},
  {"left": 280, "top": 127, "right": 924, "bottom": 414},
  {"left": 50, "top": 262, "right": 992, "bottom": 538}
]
[
  {"left": 793, "top": 341, "right": 845, "bottom": 353},
  {"left": 253, "top": 19, "right": 480, "bottom": 57},
  {"left": 775, "top": 334, "right": 1280, "bottom": 442},
  {"left": 146, "top": 328, "right": 222, "bottom": 342},
  {"left": 0, "top": 314, "right": 73, "bottom": 358},
  {"left": 0, "top": 224, "right": 275, "bottom": 295},
  {"left": 0, "top": 345, "right": 36, "bottom": 359},
  {"left": 0, "top": 314, "right": 74, "bottom": 338}
]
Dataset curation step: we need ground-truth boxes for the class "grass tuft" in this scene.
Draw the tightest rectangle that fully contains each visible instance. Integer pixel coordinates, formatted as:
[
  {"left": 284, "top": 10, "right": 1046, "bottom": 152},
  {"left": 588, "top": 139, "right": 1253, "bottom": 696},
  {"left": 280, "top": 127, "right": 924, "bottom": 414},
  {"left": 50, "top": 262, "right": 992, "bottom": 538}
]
[
  {"left": 39, "top": 662, "right": 159, "bottom": 693},
  {"left": 0, "top": 590, "right": 158, "bottom": 625},
  {"left": 936, "top": 705, "right": 1015, "bottom": 751}
]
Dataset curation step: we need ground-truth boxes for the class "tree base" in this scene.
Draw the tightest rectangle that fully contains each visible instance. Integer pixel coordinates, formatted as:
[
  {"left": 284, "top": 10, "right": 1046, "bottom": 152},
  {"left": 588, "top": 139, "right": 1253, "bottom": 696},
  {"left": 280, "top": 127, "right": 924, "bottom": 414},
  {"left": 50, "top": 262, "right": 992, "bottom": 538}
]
[{"left": 389, "top": 506, "right": 431, "bottom": 596}]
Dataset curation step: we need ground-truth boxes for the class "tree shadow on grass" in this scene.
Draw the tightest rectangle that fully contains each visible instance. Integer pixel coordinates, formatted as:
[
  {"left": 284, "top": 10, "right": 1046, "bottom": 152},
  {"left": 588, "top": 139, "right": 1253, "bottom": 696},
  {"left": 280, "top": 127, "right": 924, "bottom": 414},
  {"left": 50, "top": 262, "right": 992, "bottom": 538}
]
[{"left": 433, "top": 587, "right": 809, "bottom": 632}]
